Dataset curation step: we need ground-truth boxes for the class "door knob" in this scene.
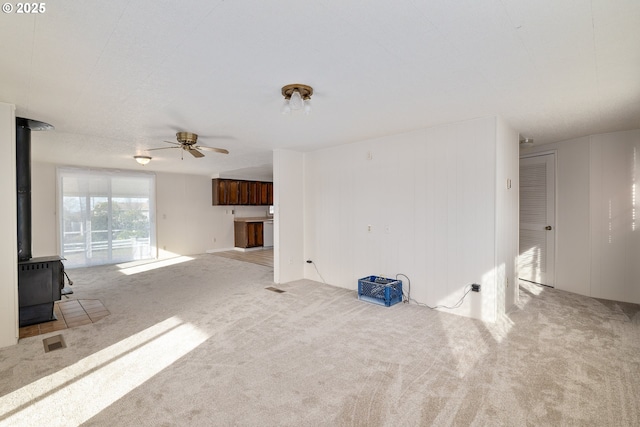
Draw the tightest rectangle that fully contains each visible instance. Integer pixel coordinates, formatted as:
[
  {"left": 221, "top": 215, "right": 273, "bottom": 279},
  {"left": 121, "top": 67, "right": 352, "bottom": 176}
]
[{"left": 545, "top": 225, "right": 552, "bottom": 230}]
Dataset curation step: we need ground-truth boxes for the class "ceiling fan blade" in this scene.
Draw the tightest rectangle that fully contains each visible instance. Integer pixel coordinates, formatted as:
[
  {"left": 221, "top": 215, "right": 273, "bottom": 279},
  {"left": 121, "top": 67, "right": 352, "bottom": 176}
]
[
  {"left": 162, "top": 140, "right": 182, "bottom": 146},
  {"left": 188, "top": 148, "right": 205, "bottom": 158},
  {"left": 195, "top": 145, "right": 229, "bottom": 154},
  {"left": 146, "top": 146, "right": 181, "bottom": 151}
]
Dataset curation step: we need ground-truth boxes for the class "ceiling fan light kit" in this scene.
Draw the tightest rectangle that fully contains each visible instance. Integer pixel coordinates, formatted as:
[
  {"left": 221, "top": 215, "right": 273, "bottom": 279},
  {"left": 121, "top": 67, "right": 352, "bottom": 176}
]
[
  {"left": 134, "top": 155, "right": 152, "bottom": 165},
  {"left": 281, "top": 84, "right": 313, "bottom": 115}
]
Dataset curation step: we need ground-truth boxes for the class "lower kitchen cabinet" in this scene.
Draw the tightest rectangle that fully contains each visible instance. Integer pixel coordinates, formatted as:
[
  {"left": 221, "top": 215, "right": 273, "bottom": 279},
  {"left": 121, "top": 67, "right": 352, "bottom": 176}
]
[{"left": 234, "top": 221, "right": 264, "bottom": 248}]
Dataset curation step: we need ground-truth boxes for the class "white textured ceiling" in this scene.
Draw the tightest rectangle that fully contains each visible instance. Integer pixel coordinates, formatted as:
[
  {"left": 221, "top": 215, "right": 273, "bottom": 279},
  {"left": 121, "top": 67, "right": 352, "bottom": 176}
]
[{"left": 1, "top": 0, "right": 639, "bottom": 177}]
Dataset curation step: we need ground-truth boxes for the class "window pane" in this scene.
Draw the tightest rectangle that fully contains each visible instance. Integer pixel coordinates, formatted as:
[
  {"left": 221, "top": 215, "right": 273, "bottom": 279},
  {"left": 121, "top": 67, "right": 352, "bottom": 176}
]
[
  {"left": 61, "top": 194, "right": 87, "bottom": 267},
  {"left": 111, "top": 197, "right": 152, "bottom": 262},
  {"left": 89, "top": 196, "right": 110, "bottom": 265}
]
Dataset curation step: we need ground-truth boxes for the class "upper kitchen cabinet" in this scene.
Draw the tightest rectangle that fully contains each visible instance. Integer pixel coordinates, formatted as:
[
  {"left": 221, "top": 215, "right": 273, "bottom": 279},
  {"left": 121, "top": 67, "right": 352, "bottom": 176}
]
[
  {"left": 260, "top": 182, "right": 273, "bottom": 205},
  {"left": 212, "top": 178, "right": 239, "bottom": 205},
  {"left": 249, "top": 181, "right": 260, "bottom": 205},
  {"left": 212, "top": 178, "right": 273, "bottom": 206},
  {"left": 213, "top": 179, "right": 227, "bottom": 205}
]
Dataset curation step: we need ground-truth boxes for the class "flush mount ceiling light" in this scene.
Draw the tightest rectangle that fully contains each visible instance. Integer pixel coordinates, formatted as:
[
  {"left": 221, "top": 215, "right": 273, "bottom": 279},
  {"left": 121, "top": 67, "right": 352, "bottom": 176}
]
[
  {"left": 134, "top": 155, "right": 152, "bottom": 165},
  {"left": 519, "top": 138, "right": 534, "bottom": 149},
  {"left": 281, "top": 84, "right": 313, "bottom": 115}
]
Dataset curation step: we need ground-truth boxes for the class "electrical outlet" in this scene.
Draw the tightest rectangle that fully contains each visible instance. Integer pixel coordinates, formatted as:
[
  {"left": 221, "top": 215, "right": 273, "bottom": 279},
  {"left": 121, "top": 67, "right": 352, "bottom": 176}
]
[
  {"left": 471, "top": 284, "right": 481, "bottom": 292},
  {"left": 367, "top": 225, "right": 372, "bottom": 232}
]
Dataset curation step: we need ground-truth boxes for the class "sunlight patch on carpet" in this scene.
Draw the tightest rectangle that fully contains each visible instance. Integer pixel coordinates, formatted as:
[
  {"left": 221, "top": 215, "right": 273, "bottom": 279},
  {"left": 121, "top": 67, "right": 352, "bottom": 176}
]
[
  {"left": 0, "top": 316, "right": 209, "bottom": 426},
  {"left": 117, "top": 256, "right": 194, "bottom": 275}
]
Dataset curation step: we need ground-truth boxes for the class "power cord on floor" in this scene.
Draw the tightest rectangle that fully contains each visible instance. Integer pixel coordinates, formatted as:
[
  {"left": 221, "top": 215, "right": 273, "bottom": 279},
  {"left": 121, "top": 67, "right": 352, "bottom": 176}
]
[
  {"left": 306, "top": 259, "right": 326, "bottom": 284},
  {"left": 396, "top": 273, "right": 473, "bottom": 310},
  {"left": 396, "top": 273, "right": 411, "bottom": 303}
]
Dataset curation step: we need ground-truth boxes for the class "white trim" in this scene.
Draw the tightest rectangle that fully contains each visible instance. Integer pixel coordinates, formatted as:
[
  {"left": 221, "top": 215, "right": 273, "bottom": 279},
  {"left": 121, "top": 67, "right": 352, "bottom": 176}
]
[
  {"left": 233, "top": 246, "right": 267, "bottom": 252},
  {"left": 205, "top": 247, "right": 235, "bottom": 253},
  {"left": 520, "top": 148, "right": 557, "bottom": 159}
]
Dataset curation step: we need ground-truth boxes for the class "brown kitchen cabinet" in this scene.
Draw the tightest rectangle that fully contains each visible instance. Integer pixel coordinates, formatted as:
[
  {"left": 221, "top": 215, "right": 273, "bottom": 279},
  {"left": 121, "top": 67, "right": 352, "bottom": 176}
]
[
  {"left": 260, "top": 182, "right": 273, "bottom": 205},
  {"left": 228, "top": 180, "right": 240, "bottom": 205},
  {"left": 213, "top": 179, "right": 228, "bottom": 205},
  {"left": 249, "top": 181, "right": 260, "bottom": 205},
  {"left": 213, "top": 179, "right": 239, "bottom": 205},
  {"left": 239, "top": 181, "right": 251, "bottom": 205},
  {"left": 234, "top": 221, "right": 264, "bottom": 248},
  {"left": 212, "top": 179, "right": 273, "bottom": 206}
]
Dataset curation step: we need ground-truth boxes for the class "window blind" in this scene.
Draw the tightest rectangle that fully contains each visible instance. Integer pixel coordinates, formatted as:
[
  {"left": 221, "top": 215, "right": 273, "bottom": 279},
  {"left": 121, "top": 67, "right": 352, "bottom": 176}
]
[{"left": 58, "top": 167, "right": 156, "bottom": 267}]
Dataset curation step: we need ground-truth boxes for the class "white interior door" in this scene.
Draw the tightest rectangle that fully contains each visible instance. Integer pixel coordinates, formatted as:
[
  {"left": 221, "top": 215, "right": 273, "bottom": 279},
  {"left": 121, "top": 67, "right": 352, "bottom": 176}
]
[{"left": 519, "top": 153, "right": 556, "bottom": 286}]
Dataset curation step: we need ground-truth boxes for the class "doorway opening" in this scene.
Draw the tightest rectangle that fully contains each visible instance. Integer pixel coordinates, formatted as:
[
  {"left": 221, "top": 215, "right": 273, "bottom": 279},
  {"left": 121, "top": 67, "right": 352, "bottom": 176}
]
[{"left": 519, "top": 152, "right": 556, "bottom": 287}]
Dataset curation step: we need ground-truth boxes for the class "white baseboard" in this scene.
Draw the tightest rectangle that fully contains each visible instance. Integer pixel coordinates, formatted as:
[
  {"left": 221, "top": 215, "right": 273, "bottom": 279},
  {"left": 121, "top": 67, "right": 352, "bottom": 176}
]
[
  {"left": 205, "top": 247, "right": 235, "bottom": 254},
  {"left": 232, "top": 247, "right": 268, "bottom": 252}
]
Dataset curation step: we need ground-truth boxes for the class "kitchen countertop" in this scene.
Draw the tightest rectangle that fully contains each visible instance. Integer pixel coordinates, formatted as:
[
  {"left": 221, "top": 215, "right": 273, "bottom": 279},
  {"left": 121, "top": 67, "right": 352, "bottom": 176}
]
[{"left": 234, "top": 217, "right": 273, "bottom": 222}]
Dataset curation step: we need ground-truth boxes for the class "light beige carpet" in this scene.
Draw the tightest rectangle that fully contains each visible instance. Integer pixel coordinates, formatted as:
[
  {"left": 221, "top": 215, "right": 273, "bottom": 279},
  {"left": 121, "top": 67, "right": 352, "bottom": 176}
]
[{"left": 1, "top": 254, "right": 639, "bottom": 426}]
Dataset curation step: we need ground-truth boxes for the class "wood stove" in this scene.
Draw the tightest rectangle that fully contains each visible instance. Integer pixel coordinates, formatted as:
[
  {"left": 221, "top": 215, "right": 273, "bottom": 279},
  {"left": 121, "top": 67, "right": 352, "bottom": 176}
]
[
  {"left": 18, "top": 256, "right": 64, "bottom": 327},
  {"left": 16, "top": 117, "right": 65, "bottom": 327}
]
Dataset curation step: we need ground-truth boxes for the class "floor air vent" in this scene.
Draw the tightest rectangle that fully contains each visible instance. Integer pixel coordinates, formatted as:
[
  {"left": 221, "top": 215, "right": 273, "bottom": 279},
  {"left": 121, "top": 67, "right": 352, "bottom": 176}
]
[
  {"left": 43, "top": 334, "right": 66, "bottom": 353},
  {"left": 265, "top": 286, "right": 285, "bottom": 293}
]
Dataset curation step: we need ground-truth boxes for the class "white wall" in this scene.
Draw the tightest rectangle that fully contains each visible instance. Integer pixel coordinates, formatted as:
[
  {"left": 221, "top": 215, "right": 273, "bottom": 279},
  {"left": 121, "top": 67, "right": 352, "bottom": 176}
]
[
  {"left": 303, "top": 117, "right": 517, "bottom": 322},
  {"left": 524, "top": 129, "right": 640, "bottom": 304},
  {"left": 30, "top": 164, "right": 238, "bottom": 261},
  {"left": 31, "top": 161, "right": 58, "bottom": 256},
  {"left": 155, "top": 173, "right": 235, "bottom": 257},
  {"left": 495, "top": 117, "right": 520, "bottom": 312},
  {"left": 590, "top": 130, "right": 640, "bottom": 303},
  {"left": 273, "top": 149, "right": 304, "bottom": 284},
  {"left": 0, "top": 102, "right": 18, "bottom": 348}
]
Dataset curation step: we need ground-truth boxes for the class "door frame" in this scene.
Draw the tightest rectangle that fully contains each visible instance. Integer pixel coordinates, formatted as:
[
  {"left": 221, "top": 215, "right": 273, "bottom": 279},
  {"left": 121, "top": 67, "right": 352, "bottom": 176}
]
[{"left": 519, "top": 149, "right": 558, "bottom": 287}]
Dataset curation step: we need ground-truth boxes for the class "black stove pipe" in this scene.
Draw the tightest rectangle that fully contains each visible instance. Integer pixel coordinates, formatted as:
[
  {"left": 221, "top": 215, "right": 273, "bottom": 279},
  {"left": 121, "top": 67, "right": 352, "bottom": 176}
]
[
  {"left": 16, "top": 117, "right": 54, "bottom": 261},
  {"left": 16, "top": 120, "right": 32, "bottom": 261}
]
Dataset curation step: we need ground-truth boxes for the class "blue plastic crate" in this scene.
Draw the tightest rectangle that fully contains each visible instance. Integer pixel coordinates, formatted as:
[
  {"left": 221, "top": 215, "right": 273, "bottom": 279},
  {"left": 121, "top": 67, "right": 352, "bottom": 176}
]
[{"left": 358, "top": 276, "right": 403, "bottom": 307}]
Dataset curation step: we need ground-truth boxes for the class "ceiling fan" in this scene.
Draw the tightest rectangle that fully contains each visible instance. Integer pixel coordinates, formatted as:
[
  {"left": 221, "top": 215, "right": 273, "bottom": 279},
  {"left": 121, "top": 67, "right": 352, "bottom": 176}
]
[{"left": 147, "top": 132, "right": 229, "bottom": 159}]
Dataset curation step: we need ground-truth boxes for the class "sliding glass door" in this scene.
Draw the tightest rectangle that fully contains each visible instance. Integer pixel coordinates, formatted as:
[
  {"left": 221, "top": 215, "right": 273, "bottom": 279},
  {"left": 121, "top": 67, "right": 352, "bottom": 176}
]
[{"left": 59, "top": 168, "right": 156, "bottom": 267}]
